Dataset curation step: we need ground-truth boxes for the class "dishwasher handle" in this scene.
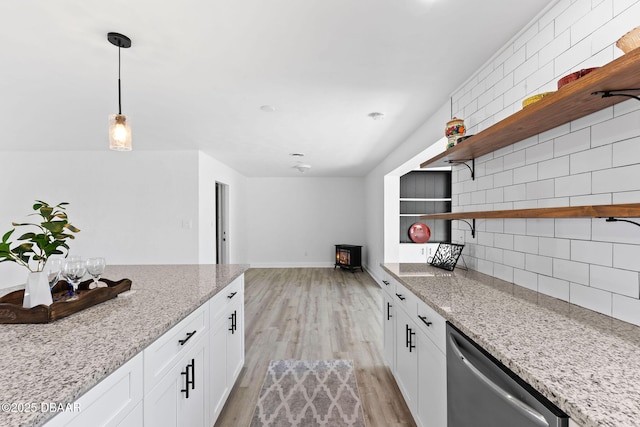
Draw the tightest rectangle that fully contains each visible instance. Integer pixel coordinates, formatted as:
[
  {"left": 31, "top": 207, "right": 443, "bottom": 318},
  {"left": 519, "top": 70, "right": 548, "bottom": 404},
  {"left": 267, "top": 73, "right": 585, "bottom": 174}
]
[{"left": 448, "top": 333, "right": 549, "bottom": 427}]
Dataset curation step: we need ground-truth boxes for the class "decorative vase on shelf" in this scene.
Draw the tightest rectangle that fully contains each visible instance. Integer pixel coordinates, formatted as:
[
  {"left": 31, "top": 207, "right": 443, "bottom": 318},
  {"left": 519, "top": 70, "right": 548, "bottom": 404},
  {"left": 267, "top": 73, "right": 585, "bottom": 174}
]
[
  {"left": 23, "top": 271, "right": 53, "bottom": 308},
  {"left": 445, "top": 117, "right": 466, "bottom": 150}
]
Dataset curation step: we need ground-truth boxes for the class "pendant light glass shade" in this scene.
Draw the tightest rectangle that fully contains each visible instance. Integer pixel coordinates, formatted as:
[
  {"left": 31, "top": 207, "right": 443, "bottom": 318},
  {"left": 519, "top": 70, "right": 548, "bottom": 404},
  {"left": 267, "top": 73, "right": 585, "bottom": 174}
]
[{"left": 109, "top": 113, "right": 132, "bottom": 151}]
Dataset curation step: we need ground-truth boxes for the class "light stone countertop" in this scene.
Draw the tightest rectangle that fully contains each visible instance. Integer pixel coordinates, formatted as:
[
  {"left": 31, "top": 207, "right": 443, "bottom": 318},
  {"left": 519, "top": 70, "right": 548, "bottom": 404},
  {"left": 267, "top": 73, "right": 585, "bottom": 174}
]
[
  {"left": 382, "top": 263, "right": 640, "bottom": 427},
  {"left": 0, "top": 264, "right": 248, "bottom": 427}
]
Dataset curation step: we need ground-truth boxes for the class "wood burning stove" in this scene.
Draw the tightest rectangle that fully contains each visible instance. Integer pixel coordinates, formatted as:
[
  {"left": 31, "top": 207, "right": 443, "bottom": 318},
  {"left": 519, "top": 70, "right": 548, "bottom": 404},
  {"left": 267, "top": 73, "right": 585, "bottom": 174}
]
[{"left": 334, "top": 244, "right": 363, "bottom": 272}]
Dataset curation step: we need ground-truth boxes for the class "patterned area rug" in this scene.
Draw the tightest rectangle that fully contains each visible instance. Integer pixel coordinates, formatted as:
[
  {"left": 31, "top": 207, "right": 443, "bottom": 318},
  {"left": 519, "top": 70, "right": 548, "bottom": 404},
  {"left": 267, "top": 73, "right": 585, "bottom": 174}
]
[{"left": 250, "top": 359, "right": 366, "bottom": 427}]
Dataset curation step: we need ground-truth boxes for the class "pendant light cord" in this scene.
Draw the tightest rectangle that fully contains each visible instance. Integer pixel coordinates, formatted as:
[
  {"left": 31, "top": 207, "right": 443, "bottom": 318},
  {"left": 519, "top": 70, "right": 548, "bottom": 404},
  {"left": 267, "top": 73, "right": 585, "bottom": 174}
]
[{"left": 118, "top": 46, "right": 122, "bottom": 115}]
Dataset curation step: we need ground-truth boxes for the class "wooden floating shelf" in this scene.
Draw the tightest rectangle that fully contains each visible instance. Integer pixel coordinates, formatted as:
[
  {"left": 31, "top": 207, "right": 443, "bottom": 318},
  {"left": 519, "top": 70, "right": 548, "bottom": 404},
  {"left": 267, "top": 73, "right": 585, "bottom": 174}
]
[
  {"left": 420, "top": 46, "right": 640, "bottom": 169},
  {"left": 420, "top": 203, "right": 640, "bottom": 220}
]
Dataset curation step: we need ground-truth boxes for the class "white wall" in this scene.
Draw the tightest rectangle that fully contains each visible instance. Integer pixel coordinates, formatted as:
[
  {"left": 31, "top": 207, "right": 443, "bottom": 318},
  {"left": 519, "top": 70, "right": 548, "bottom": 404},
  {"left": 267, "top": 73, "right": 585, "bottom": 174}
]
[
  {"left": 0, "top": 150, "right": 201, "bottom": 288},
  {"left": 198, "top": 151, "right": 248, "bottom": 265},
  {"left": 363, "top": 102, "right": 450, "bottom": 280},
  {"left": 449, "top": 0, "right": 640, "bottom": 325},
  {"left": 246, "top": 177, "right": 365, "bottom": 267}
]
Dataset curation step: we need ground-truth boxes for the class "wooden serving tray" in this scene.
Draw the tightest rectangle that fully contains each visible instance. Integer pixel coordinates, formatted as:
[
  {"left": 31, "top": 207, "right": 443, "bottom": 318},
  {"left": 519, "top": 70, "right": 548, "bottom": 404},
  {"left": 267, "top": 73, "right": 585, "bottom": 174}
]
[{"left": 0, "top": 278, "right": 132, "bottom": 324}]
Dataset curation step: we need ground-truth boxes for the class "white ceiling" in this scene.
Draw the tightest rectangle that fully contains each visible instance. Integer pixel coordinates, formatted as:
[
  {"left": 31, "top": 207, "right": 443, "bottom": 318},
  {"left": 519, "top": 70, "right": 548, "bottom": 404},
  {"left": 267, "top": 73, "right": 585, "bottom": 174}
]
[{"left": 1, "top": 0, "right": 551, "bottom": 177}]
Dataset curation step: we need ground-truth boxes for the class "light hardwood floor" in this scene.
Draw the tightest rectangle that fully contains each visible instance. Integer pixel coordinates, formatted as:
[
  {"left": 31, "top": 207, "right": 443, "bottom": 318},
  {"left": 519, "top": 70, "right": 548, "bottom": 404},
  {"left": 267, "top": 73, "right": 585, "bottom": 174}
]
[{"left": 214, "top": 267, "right": 416, "bottom": 427}]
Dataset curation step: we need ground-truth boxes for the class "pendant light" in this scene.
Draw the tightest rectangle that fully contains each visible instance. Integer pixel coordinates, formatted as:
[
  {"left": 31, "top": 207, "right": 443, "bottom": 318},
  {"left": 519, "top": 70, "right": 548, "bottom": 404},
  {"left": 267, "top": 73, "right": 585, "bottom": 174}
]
[{"left": 107, "top": 32, "right": 132, "bottom": 151}]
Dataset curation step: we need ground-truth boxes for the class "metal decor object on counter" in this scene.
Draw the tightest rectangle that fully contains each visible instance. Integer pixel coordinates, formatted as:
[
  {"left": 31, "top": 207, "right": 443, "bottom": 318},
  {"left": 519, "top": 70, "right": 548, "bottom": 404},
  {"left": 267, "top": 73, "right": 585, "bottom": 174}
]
[{"left": 428, "top": 242, "right": 464, "bottom": 271}]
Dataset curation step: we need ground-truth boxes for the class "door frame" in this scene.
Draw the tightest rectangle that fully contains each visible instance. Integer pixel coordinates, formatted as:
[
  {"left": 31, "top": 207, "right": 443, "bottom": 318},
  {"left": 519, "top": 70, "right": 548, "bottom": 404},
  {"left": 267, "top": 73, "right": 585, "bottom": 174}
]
[{"left": 215, "top": 182, "right": 229, "bottom": 264}]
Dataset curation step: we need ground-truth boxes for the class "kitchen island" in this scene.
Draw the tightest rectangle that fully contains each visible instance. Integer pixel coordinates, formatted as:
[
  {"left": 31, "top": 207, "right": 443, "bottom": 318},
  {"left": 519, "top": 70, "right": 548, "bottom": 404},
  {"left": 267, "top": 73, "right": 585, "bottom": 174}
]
[
  {"left": 382, "top": 263, "right": 640, "bottom": 427},
  {"left": 0, "top": 264, "right": 248, "bottom": 427}
]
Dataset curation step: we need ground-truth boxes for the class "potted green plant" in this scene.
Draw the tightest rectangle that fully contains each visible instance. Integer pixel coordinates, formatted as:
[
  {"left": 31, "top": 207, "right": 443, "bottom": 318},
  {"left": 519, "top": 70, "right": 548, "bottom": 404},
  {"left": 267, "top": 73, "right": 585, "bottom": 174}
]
[{"left": 0, "top": 201, "right": 80, "bottom": 307}]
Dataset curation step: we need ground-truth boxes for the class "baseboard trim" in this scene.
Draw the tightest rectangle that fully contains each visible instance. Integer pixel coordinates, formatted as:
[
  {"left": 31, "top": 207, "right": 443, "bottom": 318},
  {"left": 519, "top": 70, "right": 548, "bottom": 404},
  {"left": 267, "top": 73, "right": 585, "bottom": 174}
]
[{"left": 249, "top": 262, "right": 335, "bottom": 268}]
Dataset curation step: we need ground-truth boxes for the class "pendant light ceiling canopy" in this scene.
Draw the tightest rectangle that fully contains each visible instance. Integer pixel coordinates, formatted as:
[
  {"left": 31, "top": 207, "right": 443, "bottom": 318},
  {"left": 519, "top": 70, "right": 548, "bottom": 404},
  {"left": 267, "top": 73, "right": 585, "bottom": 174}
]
[{"left": 107, "top": 32, "right": 132, "bottom": 151}]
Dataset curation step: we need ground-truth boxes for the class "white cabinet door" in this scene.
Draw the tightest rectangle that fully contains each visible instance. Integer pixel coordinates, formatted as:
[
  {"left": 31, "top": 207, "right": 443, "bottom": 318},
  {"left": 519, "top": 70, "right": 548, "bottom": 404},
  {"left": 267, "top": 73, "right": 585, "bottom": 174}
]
[
  {"left": 399, "top": 244, "right": 428, "bottom": 263},
  {"left": 399, "top": 243, "right": 439, "bottom": 263},
  {"left": 209, "top": 311, "right": 229, "bottom": 423},
  {"left": 179, "top": 341, "right": 207, "bottom": 427},
  {"left": 145, "top": 335, "right": 208, "bottom": 427},
  {"left": 227, "top": 298, "right": 244, "bottom": 382},
  {"left": 416, "top": 330, "right": 447, "bottom": 427},
  {"left": 209, "top": 279, "right": 245, "bottom": 426},
  {"left": 395, "top": 307, "right": 418, "bottom": 414},
  {"left": 43, "top": 353, "right": 143, "bottom": 427},
  {"left": 383, "top": 293, "right": 395, "bottom": 369}
]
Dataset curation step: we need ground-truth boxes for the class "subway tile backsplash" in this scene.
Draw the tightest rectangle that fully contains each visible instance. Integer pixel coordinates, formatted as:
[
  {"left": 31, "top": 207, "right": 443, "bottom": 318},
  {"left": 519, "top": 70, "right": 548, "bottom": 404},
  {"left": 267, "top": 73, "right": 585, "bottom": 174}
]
[{"left": 450, "top": 0, "right": 640, "bottom": 326}]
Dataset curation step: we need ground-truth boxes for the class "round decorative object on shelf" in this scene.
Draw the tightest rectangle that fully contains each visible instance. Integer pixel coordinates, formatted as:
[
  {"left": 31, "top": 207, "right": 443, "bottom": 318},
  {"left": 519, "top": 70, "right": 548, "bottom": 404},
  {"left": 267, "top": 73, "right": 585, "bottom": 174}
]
[
  {"left": 445, "top": 117, "right": 465, "bottom": 150},
  {"left": 616, "top": 26, "right": 640, "bottom": 54},
  {"left": 408, "top": 222, "right": 431, "bottom": 243},
  {"left": 522, "top": 92, "right": 554, "bottom": 108},
  {"left": 445, "top": 117, "right": 465, "bottom": 138},
  {"left": 557, "top": 68, "right": 599, "bottom": 89}
]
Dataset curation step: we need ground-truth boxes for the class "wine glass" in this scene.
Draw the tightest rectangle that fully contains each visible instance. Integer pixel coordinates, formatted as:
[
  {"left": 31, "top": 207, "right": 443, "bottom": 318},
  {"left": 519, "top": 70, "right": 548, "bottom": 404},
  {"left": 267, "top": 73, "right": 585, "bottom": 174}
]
[
  {"left": 63, "top": 259, "right": 86, "bottom": 301},
  {"left": 86, "top": 258, "right": 106, "bottom": 289},
  {"left": 47, "top": 258, "right": 63, "bottom": 291}
]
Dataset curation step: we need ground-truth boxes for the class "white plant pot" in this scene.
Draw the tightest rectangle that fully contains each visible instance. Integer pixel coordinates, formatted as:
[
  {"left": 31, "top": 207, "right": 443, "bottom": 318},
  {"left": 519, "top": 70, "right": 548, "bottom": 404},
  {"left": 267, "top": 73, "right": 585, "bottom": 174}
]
[{"left": 23, "top": 271, "right": 53, "bottom": 308}]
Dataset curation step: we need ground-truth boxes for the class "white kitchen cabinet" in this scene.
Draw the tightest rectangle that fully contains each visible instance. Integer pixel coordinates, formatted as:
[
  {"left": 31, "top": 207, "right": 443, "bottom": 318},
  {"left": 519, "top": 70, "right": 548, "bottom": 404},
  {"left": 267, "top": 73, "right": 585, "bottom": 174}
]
[
  {"left": 226, "top": 297, "right": 244, "bottom": 382},
  {"left": 42, "top": 273, "right": 246, "bottom": 427},
  {"left": 144, "top": 331, "right": 208, "bottom": 427},
  {"left": 383, "top": 292, "right": 395, "bottom": 368},
  {"left": 398, "top": 243, "right": 439, "bottom": 263},
  {"left": 144, "top": 303, "right": 209, "bottom": 394},
  {"left": 385, "top": 275, "right": 447, "bottom": 427},
  {"left": 416, "top": 328, "right": 446, "bottom": 427},
  {"left": 209, "top": 275, "right": 245, "bottom": 426},
  {"left": 209, "top": 311, "right": 229, "bottom": 420},
  {"left": 43, "top": 353, "right": 143, "bottom": 427},
  {"left": 395, "top": 307, "right": 419, "bottom": 414}
]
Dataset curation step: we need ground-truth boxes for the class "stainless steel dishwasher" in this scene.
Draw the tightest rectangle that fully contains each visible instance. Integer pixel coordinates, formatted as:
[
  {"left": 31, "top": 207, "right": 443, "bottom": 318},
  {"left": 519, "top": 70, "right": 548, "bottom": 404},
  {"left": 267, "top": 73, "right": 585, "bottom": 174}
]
[{"left": 446, "top": 323, "right": 569, "bottom": 427}]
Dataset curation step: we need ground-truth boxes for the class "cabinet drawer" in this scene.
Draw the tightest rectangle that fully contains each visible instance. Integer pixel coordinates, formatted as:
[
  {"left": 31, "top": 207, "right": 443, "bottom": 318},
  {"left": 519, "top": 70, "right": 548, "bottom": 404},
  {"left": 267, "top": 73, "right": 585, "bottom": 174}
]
[
  {"left": 210, "top": 276, "right": 244, "bottom": 321},
  {"left": 44, "top": 353, "right": 143, "bottom": 427},
  {"left": 394, "top": 281, "right": 419, "bottom": 314},
  {"left": 380, "top": 273, "right": 395, "bottom": 296},
  {"left": 414, "top": 299, "right": 446, "bottom": 354},
  {"left": 144, "top": 303, "right": 209, "bottom": 394}
]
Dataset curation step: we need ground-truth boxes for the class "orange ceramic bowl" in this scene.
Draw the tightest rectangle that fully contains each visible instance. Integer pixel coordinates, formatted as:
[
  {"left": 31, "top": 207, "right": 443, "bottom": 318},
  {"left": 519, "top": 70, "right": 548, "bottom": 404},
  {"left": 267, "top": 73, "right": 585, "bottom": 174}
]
[{"left": 557, "top": 68, "right": 599, "bottom": 89}]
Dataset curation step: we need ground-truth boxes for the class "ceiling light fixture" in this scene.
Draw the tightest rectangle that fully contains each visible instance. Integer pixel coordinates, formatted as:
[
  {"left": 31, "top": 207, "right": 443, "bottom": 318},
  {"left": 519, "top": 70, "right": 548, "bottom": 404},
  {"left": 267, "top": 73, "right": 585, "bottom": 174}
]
[
  {"left": 293, "top": 163, "right": 311, "bottom": 173},
  {"left": 108, "top": 32, "right": 133, "bottom": 151},
  {"left": 260, "top": 105, "right": 276, "bottom": 112},
  {"left": 368, "top": 112, "right": 385, "bottom": 121},
  {"left": 290, "top": 153, "right": 305, "bottom": 157}
]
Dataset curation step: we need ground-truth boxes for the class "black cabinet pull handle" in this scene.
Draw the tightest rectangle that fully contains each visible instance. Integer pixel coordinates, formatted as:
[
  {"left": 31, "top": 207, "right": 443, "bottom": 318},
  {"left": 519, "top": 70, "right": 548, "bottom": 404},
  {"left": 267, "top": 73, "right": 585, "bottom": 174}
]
[
  {"left": 382, "top": 280, "right": 390, "bottom": 286},
  {"left": 387, "top": 302, "right": 392, "bottom": 320},
  {"left": 181, "top": 360, "right": 193, "bottom": 399},
  {"left": 227, "top": 291, "right": 237, "bottom": 299},
  {"left": 405, "top": 324, "right": 410, "bottom": 349},
  {"left": 418, "top": 315, "right": 433, "bottom": 327},
  {"left": 409, "top": 328, "right": 416, "bottom": 352},
  {"left": 190, "top": 358, "right": 195, "bottom": 391},
  {"left": 229, "top": 310, "right": 237, "bottom": 334},
  {"left": 179, "top": 330, "right": 197, "bottom": 346},
  {"left": 396, "top": 293, "right": 405, "bottom": 301}
]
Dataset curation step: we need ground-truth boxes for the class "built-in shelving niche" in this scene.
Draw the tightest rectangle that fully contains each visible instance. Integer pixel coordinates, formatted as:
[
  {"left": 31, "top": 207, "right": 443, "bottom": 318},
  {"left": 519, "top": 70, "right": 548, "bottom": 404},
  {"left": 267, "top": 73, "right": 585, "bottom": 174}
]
[{"left": 400, "top": 170, "right": 451, "bottom": 243}]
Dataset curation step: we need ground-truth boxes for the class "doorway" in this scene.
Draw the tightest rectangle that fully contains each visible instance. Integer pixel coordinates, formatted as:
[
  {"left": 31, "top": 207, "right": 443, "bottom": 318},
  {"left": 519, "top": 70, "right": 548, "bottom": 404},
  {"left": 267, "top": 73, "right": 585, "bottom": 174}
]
[{"left": 215, "top": 182, "right": 229, "bottom": 264}]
